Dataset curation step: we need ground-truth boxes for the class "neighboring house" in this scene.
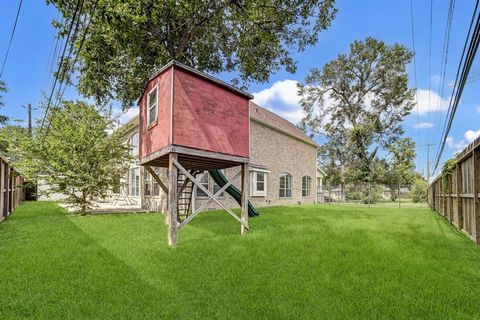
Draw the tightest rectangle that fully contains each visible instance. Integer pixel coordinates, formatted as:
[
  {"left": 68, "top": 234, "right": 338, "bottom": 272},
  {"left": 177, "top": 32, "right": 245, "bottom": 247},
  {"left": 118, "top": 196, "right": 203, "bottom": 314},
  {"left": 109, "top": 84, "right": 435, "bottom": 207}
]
[{"left": 120, "top": 102, "right": 322, "bottom": 212}]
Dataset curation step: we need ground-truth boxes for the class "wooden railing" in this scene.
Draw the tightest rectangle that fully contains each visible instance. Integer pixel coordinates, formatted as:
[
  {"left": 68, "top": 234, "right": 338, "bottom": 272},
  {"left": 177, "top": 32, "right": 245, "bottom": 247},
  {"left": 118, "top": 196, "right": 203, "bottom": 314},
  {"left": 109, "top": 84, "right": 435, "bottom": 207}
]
[
  {"left": 0, "top": 154, "right": 26, "bottom": 223},
  {"left": 428, "top": 136, "right": 480, "bottom": 244}
]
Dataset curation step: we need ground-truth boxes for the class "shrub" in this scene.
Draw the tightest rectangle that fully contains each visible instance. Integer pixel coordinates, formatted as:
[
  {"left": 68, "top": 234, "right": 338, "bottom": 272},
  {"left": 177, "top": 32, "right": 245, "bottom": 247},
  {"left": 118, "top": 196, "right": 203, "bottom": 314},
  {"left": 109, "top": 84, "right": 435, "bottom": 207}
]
[{"left": 411, "top": 178, "right": 428, "bottom": 203}]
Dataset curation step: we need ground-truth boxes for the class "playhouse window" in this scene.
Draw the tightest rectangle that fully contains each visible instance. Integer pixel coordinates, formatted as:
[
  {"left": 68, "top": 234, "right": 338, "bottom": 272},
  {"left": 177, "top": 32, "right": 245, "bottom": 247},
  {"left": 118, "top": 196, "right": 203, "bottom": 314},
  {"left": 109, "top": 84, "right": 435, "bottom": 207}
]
[
  {"left": 302, "top": 176, "right": 311, "bottom": 197},
  {"left": 279, "top": 173, "right": 292, "bottom": 198},
  {"left": 130, "top": 167, "right": 140, "bottom": 196},
  {"left": 251, "top": 172, "right": 267, "bottom": 196},
  {"left": 147, "top": 86, "right": 158, "bottom": 127}
]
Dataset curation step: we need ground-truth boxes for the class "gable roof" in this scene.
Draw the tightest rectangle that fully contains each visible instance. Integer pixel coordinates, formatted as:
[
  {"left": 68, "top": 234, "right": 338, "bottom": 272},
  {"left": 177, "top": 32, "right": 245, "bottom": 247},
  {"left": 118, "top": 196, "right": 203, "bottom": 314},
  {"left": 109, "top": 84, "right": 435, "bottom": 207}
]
[
  {"left": 138, "top": 60, "right": 253, "bottom": 105},
  {"left": 249, "top": 102, "right": 317, "bottom": 147}
]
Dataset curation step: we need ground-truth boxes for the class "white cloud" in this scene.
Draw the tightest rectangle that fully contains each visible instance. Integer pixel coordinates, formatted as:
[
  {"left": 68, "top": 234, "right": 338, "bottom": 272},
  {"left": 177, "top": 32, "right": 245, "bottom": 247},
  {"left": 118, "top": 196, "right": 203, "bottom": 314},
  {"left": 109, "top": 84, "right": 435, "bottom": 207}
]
[
  {"left": 414, "top": 122, "right": 434, "bottom": 129},
  {"left": 252, "top": 79, "right": 304, "bottom": 123},
  {"left": 465, "top": 129, "right": 480, "bottom": 143},
  {"left": 413, "top": 89, "right": 449, "bottom": 115},
  {"left": 447, "top": 81, "right": 455, "bottom": 89},
  {"left": 446, "top": 129, "right": 480, "bottom": 153},
  {"left": 446, "top": 136, "right": 467, "bottom": 152}
]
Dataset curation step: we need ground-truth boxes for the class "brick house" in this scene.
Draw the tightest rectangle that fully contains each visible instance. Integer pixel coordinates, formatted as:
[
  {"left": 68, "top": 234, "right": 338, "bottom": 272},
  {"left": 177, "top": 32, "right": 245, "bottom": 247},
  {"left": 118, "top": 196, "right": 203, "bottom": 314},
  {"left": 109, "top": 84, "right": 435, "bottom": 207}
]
[{"left": 121, "top": 101, "right": 323, "bottom": 213}]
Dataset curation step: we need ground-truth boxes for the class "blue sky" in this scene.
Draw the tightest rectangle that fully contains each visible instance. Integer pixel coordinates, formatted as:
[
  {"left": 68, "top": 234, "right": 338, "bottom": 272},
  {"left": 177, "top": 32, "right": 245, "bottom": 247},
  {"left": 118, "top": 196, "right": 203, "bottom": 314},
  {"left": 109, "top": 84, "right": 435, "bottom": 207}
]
[{"left": 1, "top": 0, "right": 479, "bottom": 179}]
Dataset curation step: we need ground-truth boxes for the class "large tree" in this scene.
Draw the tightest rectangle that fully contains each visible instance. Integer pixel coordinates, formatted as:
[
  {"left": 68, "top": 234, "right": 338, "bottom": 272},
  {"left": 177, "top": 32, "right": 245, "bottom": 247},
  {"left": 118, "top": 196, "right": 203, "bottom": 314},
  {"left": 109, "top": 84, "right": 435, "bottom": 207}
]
[
  {"left": 8, "top": 101, "right": 132, "bottom": 214},
  {"left": 298, "top": 37, "right": 415, "bottom": 195},
  {"left": 47, "top": 0, "right": 337, "bottom": 108}
]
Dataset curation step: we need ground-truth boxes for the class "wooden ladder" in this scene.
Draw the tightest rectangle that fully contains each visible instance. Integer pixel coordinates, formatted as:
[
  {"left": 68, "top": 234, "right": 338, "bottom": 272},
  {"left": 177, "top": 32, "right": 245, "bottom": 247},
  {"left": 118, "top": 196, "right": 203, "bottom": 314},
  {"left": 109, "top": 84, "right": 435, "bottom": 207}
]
[{"left": 177, "top": 171, "right": 195, "bottom": 222}]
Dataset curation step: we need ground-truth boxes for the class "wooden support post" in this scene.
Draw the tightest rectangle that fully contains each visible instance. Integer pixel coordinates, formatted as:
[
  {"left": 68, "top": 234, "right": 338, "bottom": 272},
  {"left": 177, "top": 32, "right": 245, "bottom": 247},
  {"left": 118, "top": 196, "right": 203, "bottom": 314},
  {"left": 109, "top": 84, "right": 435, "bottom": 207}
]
[
  {"left": 241, "top": 163, "right": 249, "bottom": 235},
  {"left": 167, "top": 153, "right": 178, "bottom": 246}
]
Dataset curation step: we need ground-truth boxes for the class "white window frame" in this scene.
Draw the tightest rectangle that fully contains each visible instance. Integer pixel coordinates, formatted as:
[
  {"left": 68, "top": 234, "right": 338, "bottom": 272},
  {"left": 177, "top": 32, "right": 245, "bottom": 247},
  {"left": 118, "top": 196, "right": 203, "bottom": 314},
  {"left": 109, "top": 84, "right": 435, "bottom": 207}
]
[
  {"left": 129, "top": 132, "right": 139, "bottom": 156},
  {"left": 302, "top": 175, "right": 312, "bottom": 197},
  {"left": 251, "top": 171, "right": 268, "bottom": 197},
  {"left": 146, "top": 85, "right": 158, "bottom": 127},
  {"left": 130, "top": 167, "right": 140, "bottom": 197},
  {"left": 195, "top": 171, "right": 210, "bottom": 198},
  {"left": 279, "top": 173, "right": 292, "bottom": 198}
]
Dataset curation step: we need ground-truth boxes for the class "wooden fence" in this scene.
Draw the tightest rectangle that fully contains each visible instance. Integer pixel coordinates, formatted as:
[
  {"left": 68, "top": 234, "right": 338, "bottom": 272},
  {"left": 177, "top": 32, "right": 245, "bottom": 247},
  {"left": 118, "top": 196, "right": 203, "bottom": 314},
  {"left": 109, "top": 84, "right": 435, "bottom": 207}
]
[
  {"left": 0, "top": 154, "right": 26, "bottom": 224},
  {"left": 428, "top": 136, "right": 480, "bottom": 244}
]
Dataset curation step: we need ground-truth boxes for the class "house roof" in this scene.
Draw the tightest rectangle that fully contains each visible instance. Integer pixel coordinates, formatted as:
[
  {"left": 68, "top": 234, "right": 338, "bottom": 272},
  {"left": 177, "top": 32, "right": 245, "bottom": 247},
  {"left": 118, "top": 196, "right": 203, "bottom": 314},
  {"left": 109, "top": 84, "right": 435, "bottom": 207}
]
[{"left": 249, "top": 102, "right": 317, "bottom": 147}]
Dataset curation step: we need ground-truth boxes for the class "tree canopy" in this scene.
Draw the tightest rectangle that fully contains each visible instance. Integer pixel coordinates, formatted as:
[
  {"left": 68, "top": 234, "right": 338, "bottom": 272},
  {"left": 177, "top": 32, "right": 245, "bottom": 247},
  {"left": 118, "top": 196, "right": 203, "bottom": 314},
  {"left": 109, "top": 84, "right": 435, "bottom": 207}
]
[
  {"left": 299, "top": 37, "right": 415, "bottom": 191},
  {"left": 8, "top": 101, "right": 132, "bottom": 214},
  {"left": 48, "top": 0, "right": 337, "bottom": 108}
]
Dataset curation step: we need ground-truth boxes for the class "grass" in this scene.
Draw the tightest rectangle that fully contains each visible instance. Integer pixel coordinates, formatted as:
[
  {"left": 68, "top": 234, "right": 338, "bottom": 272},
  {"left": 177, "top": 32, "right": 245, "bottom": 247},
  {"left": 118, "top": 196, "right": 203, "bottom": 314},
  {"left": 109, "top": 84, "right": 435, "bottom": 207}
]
[{"left": 1, "top": 202, "right": 480, "bottom": 319}]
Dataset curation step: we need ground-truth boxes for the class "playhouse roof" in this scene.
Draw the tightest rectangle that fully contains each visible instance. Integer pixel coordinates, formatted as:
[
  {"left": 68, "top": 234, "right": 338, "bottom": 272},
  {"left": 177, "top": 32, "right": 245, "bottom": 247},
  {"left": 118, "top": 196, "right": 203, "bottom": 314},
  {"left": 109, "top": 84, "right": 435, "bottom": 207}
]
[{"left": 138, "top": 60, "right": 253, "bottom": 105}]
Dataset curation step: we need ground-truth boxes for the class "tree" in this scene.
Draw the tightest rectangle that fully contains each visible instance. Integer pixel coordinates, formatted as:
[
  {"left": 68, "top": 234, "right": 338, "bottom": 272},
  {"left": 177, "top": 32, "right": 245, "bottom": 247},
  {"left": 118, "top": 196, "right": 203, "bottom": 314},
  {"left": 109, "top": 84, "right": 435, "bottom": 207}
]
[
  {"left": 8, "top": 101, "right": 132, "bottom": 214},
  {"left": 47, "top": 0, "right": 337, "bottom": 108},
  {"left": 0, "top": 125, "right": 28, "bottom": 155},
  {"left": 411, "top": 177, "right": 428, "bottom": 203},
  {"left": 383, "top": 137, "right": 416, "bottom": 201},
  {"left": 298, "top": 37, "right": 414, "bottom": 198},
  {"left": 0, "top": 81, "right": 9, "bottom": 124}
]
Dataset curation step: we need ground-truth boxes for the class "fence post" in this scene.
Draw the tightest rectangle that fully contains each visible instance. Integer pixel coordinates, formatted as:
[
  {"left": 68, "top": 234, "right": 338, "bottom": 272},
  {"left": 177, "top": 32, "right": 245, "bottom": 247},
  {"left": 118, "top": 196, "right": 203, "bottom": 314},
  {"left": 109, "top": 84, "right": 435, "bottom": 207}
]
[
  {"left": 473, "top": 148, "right": 480, "bottom": 244},
  {"left": 456, "top": 163, "right": 463, "bottom": 229}
]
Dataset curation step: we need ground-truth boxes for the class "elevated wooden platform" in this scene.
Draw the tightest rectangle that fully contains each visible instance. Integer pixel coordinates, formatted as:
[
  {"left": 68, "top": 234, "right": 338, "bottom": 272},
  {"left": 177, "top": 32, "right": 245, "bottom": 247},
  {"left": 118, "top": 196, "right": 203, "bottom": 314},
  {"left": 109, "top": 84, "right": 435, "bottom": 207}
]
[{"left": 140, "top": 145, "right": 249, "bottom": 170}]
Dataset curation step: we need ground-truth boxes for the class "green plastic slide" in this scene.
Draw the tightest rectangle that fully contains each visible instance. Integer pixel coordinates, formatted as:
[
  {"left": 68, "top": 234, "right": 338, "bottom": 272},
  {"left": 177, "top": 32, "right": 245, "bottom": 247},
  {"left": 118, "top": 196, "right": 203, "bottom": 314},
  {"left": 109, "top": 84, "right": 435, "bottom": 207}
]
[{"left": 208, "top": 169, "right": 260, "bottom": 217}]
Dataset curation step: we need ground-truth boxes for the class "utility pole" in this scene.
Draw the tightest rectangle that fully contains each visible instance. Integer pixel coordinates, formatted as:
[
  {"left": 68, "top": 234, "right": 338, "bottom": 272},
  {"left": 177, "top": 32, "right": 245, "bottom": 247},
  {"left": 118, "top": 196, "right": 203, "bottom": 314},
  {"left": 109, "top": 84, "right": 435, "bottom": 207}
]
[
  {"left": 22, "top": 103, "right": 33, "bottom": 137},
  {"left": 419, "top": 143, "right": 435, "bottom": 183},
  {"left": 27, "top": 103, "right": 32, "bottom": 137}
]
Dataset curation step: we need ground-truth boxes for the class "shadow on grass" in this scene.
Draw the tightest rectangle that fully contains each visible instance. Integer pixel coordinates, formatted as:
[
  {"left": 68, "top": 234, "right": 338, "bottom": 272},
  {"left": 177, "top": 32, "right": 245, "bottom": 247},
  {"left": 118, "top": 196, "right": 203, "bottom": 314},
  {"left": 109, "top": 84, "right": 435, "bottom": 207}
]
[{"left": 0, "top": 202, "right": 183, "bottom": 319}]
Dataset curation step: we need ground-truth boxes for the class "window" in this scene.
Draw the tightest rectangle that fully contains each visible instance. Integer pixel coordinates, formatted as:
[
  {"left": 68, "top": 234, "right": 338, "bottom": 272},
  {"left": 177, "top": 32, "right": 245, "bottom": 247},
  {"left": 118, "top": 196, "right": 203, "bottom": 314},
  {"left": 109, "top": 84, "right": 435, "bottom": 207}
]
[
  {"left": 212, "top": 169, "right": 225, "bottom": 197},
  {"left": 196, "top": 171, "right": 209, "bottom": 198},
  {"left": 130, "top": 167, "right": 140, "bottom": 196},
  {"left": 152, "top": 167, "right": 161, "bottom": 196},
  {"left": 279, "top": 173, "right": 292, "bottom": 198},
  {"left": 146, "top": 86, "right": 158, "bottom": 127},
  {"left": 129, "top": 132, "right": 139, "bottom": 156},
  {"left": 144, "top": 171, "right": 151, "bottom": 196},
  {"left": 302, "top": 176, "right": 312, "bottom": 197},
  {"left": 251, "top": 171, "right": 267, "bottom": 196}
]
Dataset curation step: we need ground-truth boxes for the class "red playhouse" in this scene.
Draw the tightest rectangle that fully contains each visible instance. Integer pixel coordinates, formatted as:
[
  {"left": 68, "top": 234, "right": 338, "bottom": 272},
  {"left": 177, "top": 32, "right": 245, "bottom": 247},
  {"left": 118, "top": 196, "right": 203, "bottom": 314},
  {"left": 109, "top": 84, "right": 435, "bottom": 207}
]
[{"left": 138, "top": 60, "right": 259, "bottom": 246}]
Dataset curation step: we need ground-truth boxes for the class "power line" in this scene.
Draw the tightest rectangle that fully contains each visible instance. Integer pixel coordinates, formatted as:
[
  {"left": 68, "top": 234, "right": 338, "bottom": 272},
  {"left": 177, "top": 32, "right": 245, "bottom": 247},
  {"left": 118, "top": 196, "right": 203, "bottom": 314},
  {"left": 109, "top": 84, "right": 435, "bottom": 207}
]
[
  {"left": 427, "top": 0, "right": 433, "bottom": 144},
  {"left": 432, "top": 0, "right": 455, "bottom": 148},
  {"left": 40, "top": 0, "right": 83, "bottom": 133},
  {"left": 409, "top": 0, "right": 420, "bottom": 133},
  {"left": 45, "top": 0, "right": 100, "bottom": 136},
  {"left": 0, "top": 0, "right": 23, "bottom": 78},
  {"left": 433, "top": 0, "right": 480, "bottom": 173}
]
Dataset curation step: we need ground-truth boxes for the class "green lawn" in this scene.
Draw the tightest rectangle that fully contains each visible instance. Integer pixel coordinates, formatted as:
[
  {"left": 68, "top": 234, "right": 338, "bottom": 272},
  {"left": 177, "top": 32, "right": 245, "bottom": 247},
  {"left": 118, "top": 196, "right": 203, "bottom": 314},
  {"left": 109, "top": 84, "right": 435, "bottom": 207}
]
[{"left": 1, "top": 202, "right": 480, "bottom": 319}]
